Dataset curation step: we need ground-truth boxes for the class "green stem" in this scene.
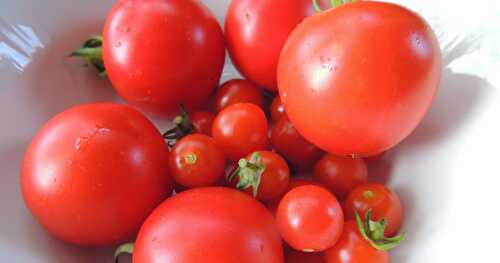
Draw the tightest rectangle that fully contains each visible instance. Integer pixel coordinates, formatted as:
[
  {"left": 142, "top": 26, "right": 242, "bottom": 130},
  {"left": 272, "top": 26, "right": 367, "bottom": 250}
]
[
  {"left": 70, "top": 35, "right": 106, "bottom": 77},
  {"left": 354, "top": 209, "right": 405, "bottom": 251},
  {"left": 162, "top": 104, "right": 195, "bottom": 147},
  {"left": 229, "top": 152, "right": 266, "bottom": 198},
  {"left": 312, "top": 0, "right": 323, "bottom": 12},
  {"left": 114, "top": 242, "right": 134, "bottom": 263}
]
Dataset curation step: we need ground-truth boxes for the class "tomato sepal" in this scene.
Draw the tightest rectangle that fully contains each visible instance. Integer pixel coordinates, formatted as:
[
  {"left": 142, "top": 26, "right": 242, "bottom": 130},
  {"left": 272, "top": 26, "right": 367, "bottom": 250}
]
[
  {"left": 162, "top": 105, "right": 195, "bottom": 147},
  {"left": 354, "top": 209, "right": 405, "bottom": 251},
  {"left": 70, "top": 35, "right": 106, "bottom": 77},
  {"left": 228, "top": 152, "right": 266, "bottom": 198},
  {"left": 114, "top": 242, "right": 135, "bottom": 263}
]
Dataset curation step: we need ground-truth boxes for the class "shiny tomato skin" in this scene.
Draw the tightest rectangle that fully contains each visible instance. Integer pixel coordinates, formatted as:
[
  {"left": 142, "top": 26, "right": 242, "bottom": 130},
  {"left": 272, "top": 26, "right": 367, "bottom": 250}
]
[
  {"left": 286, "top": 249, "right": 325, "bottom": 263},
  {"left": 271, "top": 116, "right": 323, "bottom": 171},
  {"left": 225, "top": 0, "right": 331, "bottom": 90},
  {"left": 277, "top": 185, "right": 344, "bottom": 252},
  {"left": 324, "top": 221, "right": 389, "bottom": 263},
  {"left": 190, "top": 111, "right": 215, "bottom": 136},
  {"left": 169, "top": 134, "right": 225, "bottom": 188},
  {"left": 133, "top": 187, "right": 284, "bottom": 263},
  {"left": 266, "top": 177, "right": 322, "bottom": 215},
  {"left": 212, "top": 103, "right": 269, "bottom": 161},
  {"left": 344, "top": 184, "right": 403, "bottom": 236},
  {"left": 278, "top": 1, "right": 442, "bottom": 156},
  {"left": 215, "top": 79, "right": 265, "bottom": 112},
  {"left": 270, "top": 96, "right": 286, "bottom": 122},
  {"left": 21, "top": 103, "right": 172, "bottom": 246},
  {"left": 313, "top": 155, "right": 368, "bottom": 199},
  {"left": 103, "top": 0, "right": 225, "bottom": 116}
]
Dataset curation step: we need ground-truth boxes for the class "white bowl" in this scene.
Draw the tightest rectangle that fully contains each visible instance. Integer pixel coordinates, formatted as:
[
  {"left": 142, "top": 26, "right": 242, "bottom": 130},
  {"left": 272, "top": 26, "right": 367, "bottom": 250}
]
[{"left": 1, "top": 0, "right": 499, "bottom": 262}]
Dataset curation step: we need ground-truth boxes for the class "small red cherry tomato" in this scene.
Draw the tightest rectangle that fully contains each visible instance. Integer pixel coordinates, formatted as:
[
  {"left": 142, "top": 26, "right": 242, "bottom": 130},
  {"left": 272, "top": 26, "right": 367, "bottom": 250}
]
[
  {"left": 277, "top": 185, "right": 344, "bottom": 252},
  {"left": 215, "top": 79, "right": 265, "bottom": 112},
  {"left": 169, "top": 134, "right": 225, "bottom": 188},
  {"left": 190, "top": 111, "right": 215, "bottom": 136},
  {"left": 343, "top": 184, "right": 403, "bottom": 236},
  {"left": 230, "top": 151, "right": 290, "bottom": 201},
  {"left": 313, "top": 155, "right": 368, "bottom": 199},
  {"left": 212, "top": 103, "right": 269, "bottom": 161},
  {"left": 266, "top": 176, "right": 323, "bottom": 215},
  {"left": 271, "top": 116, "right": 323, "bottom": 171},
  {"left": 270, "top": 96, "right": 286, "bottom": 122}
]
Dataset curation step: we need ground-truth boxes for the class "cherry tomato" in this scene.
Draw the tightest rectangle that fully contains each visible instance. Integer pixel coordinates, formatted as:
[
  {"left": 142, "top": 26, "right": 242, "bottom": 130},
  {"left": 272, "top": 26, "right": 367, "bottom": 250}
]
[
  {"left": 103, "top": 0, "right": 225, "bottom": 116},
  {"left": 344, "top": 184, "right": 403, "bottom": 236},
  {"left": 271, "top": 116, "right": 323, "bottom": 171},
  {"left": 278, "top": 1, "right": 442, "bottom": 155},
  {"left": 324, "top": 221, "right": 389, "bottom": 263},
  {"left": 230, "top": 151, "right": 290, "bottom": 201},
  {"left": 190, "top": 111, "right": 215, "bottom": 136},
  {"left": 277, "top": 185, "right": 343, "bottom": 252},
  {"left": 212, "top": 103, "right": 269, "bottom": 161},
  {"left": 313, "top": 155, "right": 368, "bottom": 199},
  {"left": 270, "top": 96, "right": 286, "bottom": 122},
  {"left": 286, "top": 249, "right": 325, "bottom": 263},
  {"left": 215, "top": 79, "right": 265, "bottom": 112},
  {"left": 169, "top": 134, "right": 225, "bottom": 188},
  {"left": 266, "top": 177, "right": 322, "bottom": 215},
  {"left": 133, "top": 187, "right": 284, "bottom": 262},
  {"left": 21, "top": 103, "right": 172, "bottom": 246},
  {"left": 225, "top": 0, "right": 331, "bottom": 90}
]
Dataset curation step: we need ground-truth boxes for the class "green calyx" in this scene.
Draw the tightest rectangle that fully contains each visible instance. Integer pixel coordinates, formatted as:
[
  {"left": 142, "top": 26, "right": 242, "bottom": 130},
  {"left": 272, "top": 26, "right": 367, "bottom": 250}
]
[
  {"left": 228, "top": 152, "right": 266, "bottom": 198},
  {"left": 114, "top": 242, "right": 134, "bottom": 263},
  {"left": 162, "top": 104, "right": 195, "bottom": 147},
  {"left": 69, "top": 35, "right": 106, "bottom": 77},
  {"left": 354, "top": 209, "right": 405, "bottom": 251},
  {"left": 312, "top": 0, "right": 354, "bottom": 12}
]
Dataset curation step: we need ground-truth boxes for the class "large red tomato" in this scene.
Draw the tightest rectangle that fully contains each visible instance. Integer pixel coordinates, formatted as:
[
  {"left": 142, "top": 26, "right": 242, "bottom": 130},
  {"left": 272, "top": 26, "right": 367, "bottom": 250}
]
[
  {"left": 21, "top": 103, "right": 172, "bottom": 246},
  {"left": 103, "top": 0, "right": 225, "bottom": 116},
  {"left": 133, "top": 187, "right": 284, "bottom": 262},
  {"left": 278, "top": 1, "right": 442, "bottom": 156},
  {"left": 225, "top": 0, "right": 330, "bottom": 90}
]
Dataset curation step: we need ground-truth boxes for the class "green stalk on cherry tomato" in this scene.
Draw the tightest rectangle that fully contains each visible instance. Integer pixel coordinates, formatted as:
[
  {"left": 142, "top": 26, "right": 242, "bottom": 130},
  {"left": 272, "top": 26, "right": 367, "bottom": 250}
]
[{"left": 354, "top": 209, "right": 405, "bottom": 251}]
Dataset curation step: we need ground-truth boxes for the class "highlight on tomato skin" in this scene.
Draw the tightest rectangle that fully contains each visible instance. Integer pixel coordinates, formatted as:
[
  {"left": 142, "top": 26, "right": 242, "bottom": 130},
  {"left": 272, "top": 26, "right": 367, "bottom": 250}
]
[{"left": 214, "top": 79, "right": 266, "bottom": 112}]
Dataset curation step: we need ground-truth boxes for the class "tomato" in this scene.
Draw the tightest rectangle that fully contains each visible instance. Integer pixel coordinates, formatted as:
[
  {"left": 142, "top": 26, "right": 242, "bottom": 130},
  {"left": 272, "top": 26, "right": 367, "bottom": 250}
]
[
  {"left": 278, "top": 1, "right": 442, "bottom": 156},
  {"left": 215, "top": 79, "right": 265, "bottom": 112},
  {"left": 133, "top": 187, "right": 284, "bottom": 262},
  {"left": 102, "top": 0, "right": 225, "bottom": 116},
  {"left": 286, "top": 249, "right": 325, "bottom": 263},
  {"left": 271, "top": 116, "right": 323, "bottom": 171},
  {"left": 270, "top": 96, "right": 286, "bottom": 122},
  {"left": 324, "top": 221, "right": 389, "bottom": 263},
  {"left": 230, "top": 151, "right": 290, "bottom": 201},
  {"left": 225, "top": 0, "right": 331, "bottom": 90},
  {"left": 190, "top": 111, "right": 215, "bottom": 136},
  {"left": 212, "top": 103, "right": 269, "bottom": 161},
  {"left": 266, "top": 177, "right": 322, "bottom": 215},
  {"left": 277, "top": 185, "right": 343, "bottom": 252},
  {"left": 313, "top": 155, "right": 368, "bottom": 199},
  {"left": 169, "top": 134, "right": 225, "bottom": 188},
  {"left": 21, "top": 103, "right": 172, "bottom": 246},
  {"left": 343, "top": 184, "right": 403, "bottom": 236}
]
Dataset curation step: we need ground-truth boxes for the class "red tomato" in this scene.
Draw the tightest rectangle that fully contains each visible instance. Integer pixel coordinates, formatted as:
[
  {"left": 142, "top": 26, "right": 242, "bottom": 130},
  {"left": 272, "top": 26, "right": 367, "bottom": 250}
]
[
  {"left": 230, "top": 151, "right": 290, "bottom": 201},
  {"left": 278, "top": 1, "right": 442, "bottom": 156},
  {"left": 313, "top": 155, "right": 368, "bottom": 199},
  {"left": 190, "top": 111, "right": 215, "bottom": 136},
  {"left": 324, "top": 221, "right": 389, "bottom": 263},
  {"left": 344, "top": 184, "right": 403, "bottom": 236},
  {"left": 169, "top": 134, "right": 225, "bottom": 188},
  {"left": 225, "top": 0, "right": 331, "bottom": 90},
  {"left": 133, "top": 187, "right": 284, "bottom": 262},
  {"left": 215, "top": 79, "right": 265, "bottom": 112},
  {"left": 21, "top": 103, "right": 172, "bottom": 246},
  {"left": 271, "top": 116, "right": 323, "bottom": 171},
  {"left": 103, "top": 0, "right": 225, "bottom": 116},
  {"left": 277, "top": 185, "right": 343, "bottom": 252},
  {"left": 212, "top": 103, "right": 269, "bottom": 161},
  {"left": 270, "top": 96, "right": 286, "bottom": 122},
  {"left": 266, "top": 177, "right": 322, "bottom": 215},
  {"left": 286, "top": 249, "right": 325, "bottom": 263}
]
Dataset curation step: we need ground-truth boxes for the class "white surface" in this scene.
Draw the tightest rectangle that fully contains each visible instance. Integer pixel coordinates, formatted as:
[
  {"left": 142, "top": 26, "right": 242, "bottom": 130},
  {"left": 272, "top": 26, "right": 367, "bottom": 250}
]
[{"left": 1, "top": 0, "right": 499, "bottom": 262}]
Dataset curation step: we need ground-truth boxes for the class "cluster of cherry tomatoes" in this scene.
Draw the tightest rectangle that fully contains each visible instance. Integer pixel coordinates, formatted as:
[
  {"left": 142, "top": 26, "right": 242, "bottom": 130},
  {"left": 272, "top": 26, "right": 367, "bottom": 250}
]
[{"left": 21, "top": 0, "right": 441, "bottom": 262}]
